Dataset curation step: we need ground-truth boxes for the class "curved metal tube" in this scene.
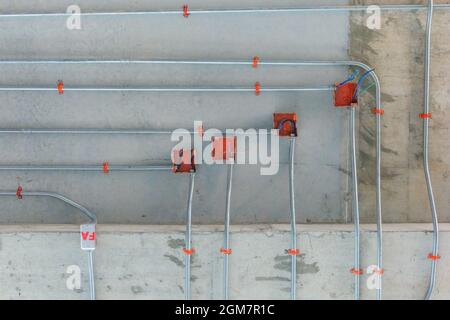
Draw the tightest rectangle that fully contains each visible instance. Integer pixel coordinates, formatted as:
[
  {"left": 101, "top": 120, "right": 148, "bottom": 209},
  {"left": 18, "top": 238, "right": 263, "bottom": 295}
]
[
  {"left": 222, "top": 164, "right": 233, "bottom": 300},
  {"left": 0, "top": 191, "right": 96, "bottom": 223},
  {"left": 0, "top": 4, "right": 449, "bottom": 18},
  {"left": 423, "top": 0, "right": 439, "bottom": 301},
  {"left": 0, "top": 191, "right": 97, "bottom": 300},
  {"left": 288, "top": 137, "right": 297, "bottom": 300},
  {"left": 184, "top": 172, "right": 196, "bottom": 300},
  {"left": 349, "top": 107, "right": 361, "bottom": 300}
]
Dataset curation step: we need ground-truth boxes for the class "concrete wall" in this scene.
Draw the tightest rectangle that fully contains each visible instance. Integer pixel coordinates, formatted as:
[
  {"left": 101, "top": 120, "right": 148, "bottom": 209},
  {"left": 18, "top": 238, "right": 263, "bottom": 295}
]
[
  {"left": 350, "top": 0, "right": 450, "bottom": 223},
  {"left": 0, "top": 223, "right": 448, "bottom": 300}
]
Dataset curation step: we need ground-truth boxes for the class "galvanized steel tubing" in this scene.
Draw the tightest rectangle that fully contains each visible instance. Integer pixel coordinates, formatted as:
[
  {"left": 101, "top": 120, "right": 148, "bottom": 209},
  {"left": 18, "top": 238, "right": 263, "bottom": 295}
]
[
  {"left": 222, "top": 164, "right": 233, "bottom": 300},
  {"left": 423, "top": 0, "right": 439, "bottom": 301},
  {"left": 184, "top": 172, "right": 196, "bottom": 300}
]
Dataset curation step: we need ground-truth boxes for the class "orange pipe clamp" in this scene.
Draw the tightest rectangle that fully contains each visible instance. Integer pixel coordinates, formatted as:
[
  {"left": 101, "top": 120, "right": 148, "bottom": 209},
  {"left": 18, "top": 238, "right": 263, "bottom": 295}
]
[
  {"left": 420, "top": 113, "right": 432, "bottom": 119},
  {"left": 183, "top": 248, "right": 195, "bottom": 255},
  {"left": 287, "top": 249, "right": 300, "bottom": 256},
  {"left": 103, "top": 161, "right": 109, "bottom": 174},
  {"left": 183, "top": 5, "right": 189, "bottom": 17},
  {"left": 373, "top": 268, "right": 385, "bottom": 276},
  {"left": 220, "top": 248, "right": 232, "bottom": 255},
  {"left": 372, "top": 108, "right": 385, "bottom": 116},
  {"left": 255, "top": 82, "right": 261, "bottom": 96},
  {"left": 16, "top": 185, "right": 23, "bottom": 199},
  {"left": 428, "top": 253, "right": 441, "bottom": 261},
  {"left": 57, "top": 81, "right": 64, "bottom": 95},
  {"left": 350, "top": 268, "right": 363, "bottom": 276},
  {"left": 252, "top": 56, "right": 260, "bottom": 68}
]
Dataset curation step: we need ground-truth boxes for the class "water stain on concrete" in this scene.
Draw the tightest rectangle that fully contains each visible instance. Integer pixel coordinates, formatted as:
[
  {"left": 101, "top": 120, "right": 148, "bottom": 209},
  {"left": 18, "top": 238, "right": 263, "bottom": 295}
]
[
  {"left": 164, "top": 254, "right": 184, "bottom": 268},
  {"left": 274, "top": 255, "right": 320, "bottom": 275},
  {"left": 167, "top": 238, "right": 184, "bottom": 249},
  {"left": 131, "top": 285, "right": 144, "bottom": 294},
  {"left": 255, "top": 276, "right": 290, "bottom": 282}
]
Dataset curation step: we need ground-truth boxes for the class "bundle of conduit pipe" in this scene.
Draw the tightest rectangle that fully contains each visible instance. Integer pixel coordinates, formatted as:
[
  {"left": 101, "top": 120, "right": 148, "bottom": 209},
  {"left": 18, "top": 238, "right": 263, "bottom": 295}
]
[{"left": 0, "top": 0, "right": 442, "bottom": 300}]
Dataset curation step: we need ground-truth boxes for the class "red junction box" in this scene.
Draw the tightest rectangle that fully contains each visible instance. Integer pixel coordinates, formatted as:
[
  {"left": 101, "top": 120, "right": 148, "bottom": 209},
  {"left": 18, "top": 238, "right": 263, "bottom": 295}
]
[
  {"left": 211, "top": 136, "right": 237, "bottom": 161},
  {"left": 334, "top": 82, "right": 357, "bottom": 107},
  {"left": 273, "top": 113, "right": 298, "bottom": 137},
  {"left": 172, "top": 149, "right": 196, "bottom": 173}
]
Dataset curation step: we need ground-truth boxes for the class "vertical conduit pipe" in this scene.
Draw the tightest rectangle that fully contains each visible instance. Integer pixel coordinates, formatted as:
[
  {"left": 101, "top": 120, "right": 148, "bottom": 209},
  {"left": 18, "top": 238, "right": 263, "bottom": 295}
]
[
  {"left": 222, "top": 163, "right": 233, "bottom": 300},
  {"left": 375, "top": 103, "right": 383, "bottom": 300},
  {"left": 87, "top": 250, "right": 95, "bottom": 300},
  {"left": 423, "top": 0, "right": 439, "bottom": 301},
  {"left": 350, "top": 106, "right": 361, "bottom": 300},
  {"left": 184, "top": 172, "right": 196, "bottom": 300},
  {"left": 288, "top": 137, "right": 298, "bottom": 300}
]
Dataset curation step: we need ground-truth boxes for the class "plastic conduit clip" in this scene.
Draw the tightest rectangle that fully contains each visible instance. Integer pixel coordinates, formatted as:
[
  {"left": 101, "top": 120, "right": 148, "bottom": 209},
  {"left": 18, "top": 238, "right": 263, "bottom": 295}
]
[
  {"left": 220, "top": 248, "right": 232, "bottom": 255},
  {"left": 373, "top": 268, "right": 385, "bottom": 276},
  {"left": 350, "top": 268, "right": 363, "bottom": 276},
  {"left": 183, "top": 5, "right": 189, "bottom": 17},
  {"left": 103, "top": 161, "right": 109, "bottom": 174},
  {"left": 16, "top": 185, "right": 23, "bottom": 199},
  {"left": 287, "top": 249, "right": 300, "bottom": 256},
  {"left": 252, "top": 56, "right": 260, "bottom": 68},
  {"left": 255, "top": 82, "right": 261, "bottom": 96},
  {"left": 428, "top": 253, "right": 441, "bottom": 261},
  {"left": 57, "top": 81, "right": 64, "bottom": 95},
  {"left": 371, "top": 108, "right": 385, "bottom": 116},
  {"left": 211, "top": 136, "right": 237, "bottom": 161},
  {"left": 183, "top": 248, "right": 195, "bottom": 255},
  {"left": 420, "top": 113, "right": 432, "bottom": 119}
]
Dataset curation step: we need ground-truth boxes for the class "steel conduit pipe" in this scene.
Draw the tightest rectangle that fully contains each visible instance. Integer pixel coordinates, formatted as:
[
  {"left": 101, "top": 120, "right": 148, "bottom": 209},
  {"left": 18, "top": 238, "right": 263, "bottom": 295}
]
[
  {"left": 0, "top": 191, "right": 97, "bottom": 300},
  {"left": 0, "top": 58, "right": 383, "bottom": 300},
  {"left": 0, "top": 4, "right": 449, "bottom": 18},
  {"left": 423, "top": 0, "right": 439, "bottom": 301},
  {"left": 349, "top": 107, "right": 361, "bottom": 300},
  {"left": 288, "top": 137, "right": 298, "bottom": 300},
  {"left": 184, "top": 172, "right": 196, "bottom": 300},
  {"left": 222, "top": 164, "right": 233, "bottom": 300}
]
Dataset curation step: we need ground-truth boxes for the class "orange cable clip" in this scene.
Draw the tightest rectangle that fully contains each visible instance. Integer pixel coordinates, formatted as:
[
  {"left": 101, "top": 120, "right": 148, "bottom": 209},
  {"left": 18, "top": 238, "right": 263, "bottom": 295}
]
[
  {"left": 255, "top": 82, "right": 261, "bottom": 96},
  {"left": 103, "top": 161, "right": 110, "bottom": 174},
  {"left": 373, "top": 268, "right": 385, "bottom": 276},
  {"left": 372, "top": 108, "right": 385, "bottom": 116},
  {"left": 16, "top": 185, "right": 23, "bottom": 199},
  {"left": 183, "top": 248, "right": 195, "bottom": 255},
  {"left": 183, "top": 5, "right": 189, "bottom": 17},
  {"left": 420, "top": 113, "right": 432, "bottom": 119},
  {"left": 252, "top": 56, "right": 260, "bottom": 68},
  {"left": 57, "top": 81, "right": 64, "bottom": 95},
  {"left": 428, "top": 253, "right": 441, "bottom": 261},
  {"left": 220, "top": 248, "right": 232, "bottom": 255},
  {"left": 287, "top": 249, "right": 300, "bottom": 256},
  {"left": 350, "top": 268, "right": 363, "bottom": 276}
]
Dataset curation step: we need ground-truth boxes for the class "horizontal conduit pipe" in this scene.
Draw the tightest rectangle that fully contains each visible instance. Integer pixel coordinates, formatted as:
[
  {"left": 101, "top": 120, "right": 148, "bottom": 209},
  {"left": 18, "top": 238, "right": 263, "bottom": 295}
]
[
  {"left": 0, "top": 129, "right": 277, "bottom": 135},
  {"left": 0, "top": 87, "right": 332, "bottom": 93},
  {"left": 0, "top": 165, "right": 172, "bottom": 172},
  {"left": 0, "top": 4, "right": 449, "bottom": 18}
]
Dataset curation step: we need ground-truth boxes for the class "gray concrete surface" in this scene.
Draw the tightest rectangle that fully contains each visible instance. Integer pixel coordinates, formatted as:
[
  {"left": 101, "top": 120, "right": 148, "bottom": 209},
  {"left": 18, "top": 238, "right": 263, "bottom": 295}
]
[{"left": 0, "top": 223, "right": 448, "bottom": 300}]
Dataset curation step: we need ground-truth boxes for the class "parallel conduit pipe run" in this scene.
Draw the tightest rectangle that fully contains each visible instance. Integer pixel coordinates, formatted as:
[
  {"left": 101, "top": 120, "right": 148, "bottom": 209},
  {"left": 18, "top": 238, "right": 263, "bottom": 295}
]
[
  {"left": 0, "top": 191, "right": 97, "bottom": 300},
  {"left": 423, "top": 0, "right": 439, "bottom": 301},
  {"left": 0, "top": 58, "right": 383, "bottom": 300}
]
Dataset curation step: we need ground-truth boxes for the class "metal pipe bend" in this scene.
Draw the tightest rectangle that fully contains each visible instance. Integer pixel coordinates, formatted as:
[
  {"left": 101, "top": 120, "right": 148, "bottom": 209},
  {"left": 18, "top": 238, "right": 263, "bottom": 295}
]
[{"left": 0, "top": 191, "right": 97, "bottom": 223}]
